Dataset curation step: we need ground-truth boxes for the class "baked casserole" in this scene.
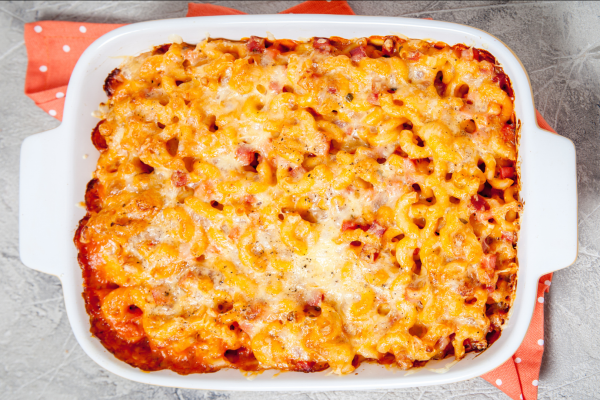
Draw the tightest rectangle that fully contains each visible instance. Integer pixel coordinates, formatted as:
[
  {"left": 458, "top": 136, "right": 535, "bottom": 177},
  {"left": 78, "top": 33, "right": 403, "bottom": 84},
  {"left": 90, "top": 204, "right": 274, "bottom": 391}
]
[{"left": 75, "top": 35, "right": 520, "bottom": 375}]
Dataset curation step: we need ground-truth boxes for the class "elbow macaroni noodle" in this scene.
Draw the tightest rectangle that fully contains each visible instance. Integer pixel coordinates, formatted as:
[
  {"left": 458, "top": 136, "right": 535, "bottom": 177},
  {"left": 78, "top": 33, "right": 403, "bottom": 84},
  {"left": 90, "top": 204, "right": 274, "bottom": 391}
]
[{"left": 76, "top": 34, "right": 520, "bottom": 375}]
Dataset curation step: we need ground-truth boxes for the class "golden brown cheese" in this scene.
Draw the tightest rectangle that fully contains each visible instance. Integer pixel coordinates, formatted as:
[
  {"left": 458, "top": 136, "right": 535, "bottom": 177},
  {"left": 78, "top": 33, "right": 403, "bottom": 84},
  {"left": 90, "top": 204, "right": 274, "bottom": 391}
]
[{"left": 75, "top": 35, "right": 520, "bottom": 375}]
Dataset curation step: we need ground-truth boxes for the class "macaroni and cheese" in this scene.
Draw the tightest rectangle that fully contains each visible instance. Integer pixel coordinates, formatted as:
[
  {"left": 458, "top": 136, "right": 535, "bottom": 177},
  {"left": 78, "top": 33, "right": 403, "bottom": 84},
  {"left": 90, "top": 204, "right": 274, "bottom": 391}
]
[{"left": 75, "top": 35, "right": 520, "bottom": 375}]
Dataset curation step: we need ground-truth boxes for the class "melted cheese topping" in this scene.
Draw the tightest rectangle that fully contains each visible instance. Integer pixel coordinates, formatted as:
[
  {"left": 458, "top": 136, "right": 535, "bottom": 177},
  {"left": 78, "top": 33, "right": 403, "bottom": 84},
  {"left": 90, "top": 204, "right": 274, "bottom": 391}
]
[{"left": 78, "top": 36, "right": 520, "bottom": 375}]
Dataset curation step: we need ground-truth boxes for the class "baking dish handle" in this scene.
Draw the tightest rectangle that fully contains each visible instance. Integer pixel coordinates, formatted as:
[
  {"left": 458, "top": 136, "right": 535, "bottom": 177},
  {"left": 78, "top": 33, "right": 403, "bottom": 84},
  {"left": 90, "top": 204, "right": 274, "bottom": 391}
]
[
  {"left": 19, "top": 127, "right": 70, "bottom": 277},
  {"left": 526, "top": 127, "right": 578, "bottom": 276}
]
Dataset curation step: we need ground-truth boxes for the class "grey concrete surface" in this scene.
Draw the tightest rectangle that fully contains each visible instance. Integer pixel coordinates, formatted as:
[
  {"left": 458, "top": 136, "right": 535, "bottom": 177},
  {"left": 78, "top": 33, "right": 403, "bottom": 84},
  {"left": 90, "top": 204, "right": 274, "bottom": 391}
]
[{"left": 1, "top": 1, "right": 599, "bottom": 399}]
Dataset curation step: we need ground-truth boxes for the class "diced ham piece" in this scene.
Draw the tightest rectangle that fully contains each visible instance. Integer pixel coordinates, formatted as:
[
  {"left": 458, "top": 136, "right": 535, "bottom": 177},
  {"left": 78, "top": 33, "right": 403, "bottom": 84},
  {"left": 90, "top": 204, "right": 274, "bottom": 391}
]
[
  {"left": 246, "top": 36, "right": 265, "bottom": 53},
  {"left": 435, "top": 335, "right": 452, "bottom": 354},
  {"left": 242, "top": 195, "right": 256, "bottom": 209},
  {"left": 476, "top": 210, "right": 494, "bottom": 224},
  {"left": 151, "top": 285, "right": 173, "bottom": 306},
  {"left": 236, "top": 146, "right": 255, "bottom": 166},
  {"left": 458, "top": 283, "right": 474, "bottom": 297},
  {"left": 228, "top": 226, "right": 241, "bottom": 241},
  {"left": 403, "top": 158, "right": 417, "bottom": 174},
  {"left": 341, "top": 220, "right": 360, "bottom": 232},
  {"left": 350, "top": 45, "right": 367, "bottom": 62},
  {"left": 305, "top": 289, "right": 324, "bottom": 307},
  {"left": 341, "top": 219, "right": 386, "bottom": 236},
  {"left": 243, "top": 302, "right": 265, "bottom": 321},
  {"left": 482, "top": 238, "right": 490, "bottom": 254},
  {"left": 239, "top": 321, "right": 254, "bottom": 334},
  {"left": 367, "top": 221, "right": 386, "bottom": 237},
  {"left": 407, "top": 51, "right": 422, "bottom": 61},
  {"left": 194, "top": 180, "right": 215, "bottom": 200},
  {"left": 290, "top": 166, "right": 307, "bottom": 179},
  {"left": 269, "top": 81, "right": 282, "bottom": 93},
  {"left": 171, "top": 171, "right": 188, "bottom": 187},
  {"left": 178, "top": 243, "right": 195, "bottom": 263},
  {"left": 295, "top": 361, "right": 317, "bottom": 372},
  {"left": 313, "top": 37, "right": 334, "bottom": 53},
  {"left": 334, "top": 119, "right": 348, "bottom": 129},
  {"left": 471, "top": 194, "right": 489, "bottom": 211},
  {"left": 499, "top": 167, "right": 515, "bottom": 179},
  {"left": 502, "top": 231, "right": 515, "bottom": 243},
  {"left": 327, "top": 87, "right": 337, "bottom": 94},
  {"left": 461, "top": 48, "right": 474, "bottom": 61},
  {"left": 367, "top": 92, "right": 380, "bottom": 105},
  {"left": 479, "top": 60, "right": 495, "bottom": 75},
  {"left": 481, "top": 254, "right": 497, "bottom": 273},
  {"left": 264, "top": 47, "right": 279, "bottom": 60},
  {"left": 501, "top": 123, "right": 516, "bottom": 144},
  {"left": 182, "top": 48, "right": 201, "bottom": 65}
]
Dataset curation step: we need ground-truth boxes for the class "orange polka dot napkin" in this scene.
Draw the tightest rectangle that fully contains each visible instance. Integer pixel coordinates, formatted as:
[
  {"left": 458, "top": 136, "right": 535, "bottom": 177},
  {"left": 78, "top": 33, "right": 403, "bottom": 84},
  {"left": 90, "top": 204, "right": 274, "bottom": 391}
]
[
  {"left": 24, "top": 21, "right": 125, "bottom": 120},
  {"left": 23, "top": 2, "right": 552, "bottom": 398}
]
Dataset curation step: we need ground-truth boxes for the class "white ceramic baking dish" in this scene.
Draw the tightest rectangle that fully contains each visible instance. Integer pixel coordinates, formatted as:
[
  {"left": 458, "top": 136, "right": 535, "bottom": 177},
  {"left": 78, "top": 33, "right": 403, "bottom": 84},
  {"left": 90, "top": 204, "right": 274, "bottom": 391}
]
[{"left": 19, "top": 14, "right": 577, "bottom": 391}]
